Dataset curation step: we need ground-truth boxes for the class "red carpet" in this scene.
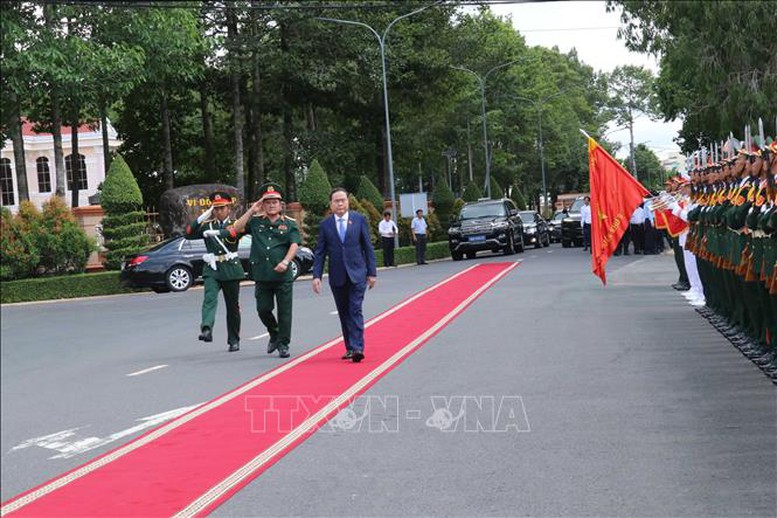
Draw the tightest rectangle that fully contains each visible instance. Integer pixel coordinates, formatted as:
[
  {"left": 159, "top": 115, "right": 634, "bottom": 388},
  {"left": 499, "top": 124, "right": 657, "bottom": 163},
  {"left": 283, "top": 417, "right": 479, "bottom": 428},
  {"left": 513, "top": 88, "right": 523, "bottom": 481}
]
[{"left": 2, "top": 262, "right": 518, "bottom": 517}]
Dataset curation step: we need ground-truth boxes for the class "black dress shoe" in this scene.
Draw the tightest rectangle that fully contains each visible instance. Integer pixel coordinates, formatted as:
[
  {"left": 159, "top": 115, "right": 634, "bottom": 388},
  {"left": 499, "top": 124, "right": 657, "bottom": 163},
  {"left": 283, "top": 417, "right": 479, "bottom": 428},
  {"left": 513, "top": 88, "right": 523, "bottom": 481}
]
[
  {"left": 199, "top": 327, "right": 213, "bottom": 342},
  {"left": 267, "top": 337, "right": 279, "bottom": 354},
  {"left": 278, "top": 345, "right": 290, "bottom": 358},
  {"left": 341, "top": 350, "right": 353, "bottom": 360},
  {"left": 351, "top": 351, "right": 364, "bottom": 363},
  {"left": 228, "top": 342, "right": 240, "bottom": 352}
]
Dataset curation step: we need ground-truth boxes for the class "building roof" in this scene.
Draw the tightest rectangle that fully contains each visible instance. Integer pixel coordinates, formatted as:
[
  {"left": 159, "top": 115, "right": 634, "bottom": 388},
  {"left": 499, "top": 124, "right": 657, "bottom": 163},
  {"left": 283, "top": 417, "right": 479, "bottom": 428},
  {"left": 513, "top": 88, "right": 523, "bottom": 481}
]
[{"left": 21, "top": 119, "right": 99, "bottom": 137}]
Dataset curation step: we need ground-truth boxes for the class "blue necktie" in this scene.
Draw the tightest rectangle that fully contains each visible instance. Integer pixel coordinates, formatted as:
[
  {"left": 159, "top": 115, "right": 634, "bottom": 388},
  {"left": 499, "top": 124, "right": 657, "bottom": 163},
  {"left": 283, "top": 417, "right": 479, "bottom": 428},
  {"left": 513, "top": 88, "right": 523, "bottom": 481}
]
[{"left": 338, "top": 218, "right": 346, "bottom": 243}]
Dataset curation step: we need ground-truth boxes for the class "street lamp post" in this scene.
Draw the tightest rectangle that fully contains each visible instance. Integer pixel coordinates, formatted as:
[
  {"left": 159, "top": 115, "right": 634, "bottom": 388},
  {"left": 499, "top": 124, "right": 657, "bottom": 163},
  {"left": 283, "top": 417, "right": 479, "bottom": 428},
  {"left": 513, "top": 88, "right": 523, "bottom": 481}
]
[
  {"left": 318, "top": 4, "right": 435, "bottom": 248},
  {"left": 451, "top": 59, "right": 525, "bottom": 199},
  {"left": 511, "top": 89, "right": 568, "bottom": 215}
]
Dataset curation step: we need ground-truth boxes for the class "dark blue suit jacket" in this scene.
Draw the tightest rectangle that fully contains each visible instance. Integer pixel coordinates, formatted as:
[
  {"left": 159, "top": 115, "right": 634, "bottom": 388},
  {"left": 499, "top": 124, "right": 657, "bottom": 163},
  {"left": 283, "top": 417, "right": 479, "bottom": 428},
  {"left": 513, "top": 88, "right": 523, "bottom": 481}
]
[{"left": 313, "top": 211, "right": 377, "bottom": 287}]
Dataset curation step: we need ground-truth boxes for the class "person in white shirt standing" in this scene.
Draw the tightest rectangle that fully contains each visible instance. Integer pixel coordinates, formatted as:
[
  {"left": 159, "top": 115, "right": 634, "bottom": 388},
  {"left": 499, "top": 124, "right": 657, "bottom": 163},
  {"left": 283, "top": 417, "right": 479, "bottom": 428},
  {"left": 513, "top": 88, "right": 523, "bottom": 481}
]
[
  {"left": 629, "top": 204, "right": 646, "bottom": 254},
  {"left": 580, "top": 196, "right": 592, "bottom": 252},
  {"left": 410, "top": 208, "right": 428, "bottom": 265},
  {"left": 378, "top": 210, "right": 399, "bottom": 267}
]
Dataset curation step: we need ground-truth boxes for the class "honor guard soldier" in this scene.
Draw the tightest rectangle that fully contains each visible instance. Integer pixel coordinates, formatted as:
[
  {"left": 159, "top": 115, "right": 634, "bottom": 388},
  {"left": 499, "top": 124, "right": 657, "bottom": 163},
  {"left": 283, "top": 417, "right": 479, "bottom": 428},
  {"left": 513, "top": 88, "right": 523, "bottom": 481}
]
[
  {"left": 233, "top": 182, "right": 301, "bottom": 358},
  {"left": 185, "top": 192, "right": 244, "bottom": 352}
]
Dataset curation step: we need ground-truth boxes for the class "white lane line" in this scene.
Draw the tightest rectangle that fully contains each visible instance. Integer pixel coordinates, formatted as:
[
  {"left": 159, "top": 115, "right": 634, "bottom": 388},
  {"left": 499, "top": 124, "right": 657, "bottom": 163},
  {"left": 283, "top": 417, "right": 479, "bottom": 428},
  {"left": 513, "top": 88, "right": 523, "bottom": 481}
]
[
  {"left": 126, "top": 365, "right": 168, "bottom": 377},
  {"left": 329, "top": 311, "right": 339, "bottom": 315},
  {"left": 9, "top": 405, "right": 202, "bottom": 460},
  {"left": 248, "top": 333, "right": 269, "bottom": 341}
]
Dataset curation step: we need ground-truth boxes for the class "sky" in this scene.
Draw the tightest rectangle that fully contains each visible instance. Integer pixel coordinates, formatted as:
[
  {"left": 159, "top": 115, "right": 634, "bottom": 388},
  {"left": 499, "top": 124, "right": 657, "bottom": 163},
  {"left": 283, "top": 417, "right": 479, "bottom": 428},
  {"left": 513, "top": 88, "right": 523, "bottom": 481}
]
[{"left": 488, "top": 0, "right": 683, "bottom": 160}]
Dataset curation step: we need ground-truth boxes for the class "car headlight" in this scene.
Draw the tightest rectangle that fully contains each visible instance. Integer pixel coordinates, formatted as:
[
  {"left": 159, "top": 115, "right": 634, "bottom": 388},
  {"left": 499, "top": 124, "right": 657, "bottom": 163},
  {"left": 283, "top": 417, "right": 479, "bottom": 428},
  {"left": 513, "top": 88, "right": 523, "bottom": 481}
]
[{"left": 448, "top": 227, "right": 461, "bottom": 236}]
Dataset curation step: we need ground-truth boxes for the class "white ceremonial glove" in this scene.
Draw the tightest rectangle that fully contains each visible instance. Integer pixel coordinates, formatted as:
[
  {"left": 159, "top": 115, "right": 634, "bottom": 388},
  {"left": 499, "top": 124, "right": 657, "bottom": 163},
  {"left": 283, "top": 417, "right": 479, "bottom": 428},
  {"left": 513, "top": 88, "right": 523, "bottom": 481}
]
[
  {"left": 202, "top": 229, "right": 220, "bottom": 238},
  {"left": 202, "top": 253, "right": 218, "bottom": 271},
  {"left": 197, "top": 207, "right": 214, "bottom": 224}
]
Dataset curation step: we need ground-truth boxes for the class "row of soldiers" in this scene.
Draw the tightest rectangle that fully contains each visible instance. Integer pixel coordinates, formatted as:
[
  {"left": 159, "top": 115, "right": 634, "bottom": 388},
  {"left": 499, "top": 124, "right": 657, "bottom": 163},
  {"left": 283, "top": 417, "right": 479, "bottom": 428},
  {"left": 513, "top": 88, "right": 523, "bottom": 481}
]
[{"left": 661, "top": 133, "right": 777, "bottom": 376}]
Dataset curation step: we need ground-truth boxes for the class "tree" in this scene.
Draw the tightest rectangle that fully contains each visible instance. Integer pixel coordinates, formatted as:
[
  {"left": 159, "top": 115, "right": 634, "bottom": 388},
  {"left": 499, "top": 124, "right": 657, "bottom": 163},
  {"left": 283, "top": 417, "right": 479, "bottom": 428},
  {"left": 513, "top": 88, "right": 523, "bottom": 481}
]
[
  {"left": 432, "top": 175, "right": 456, "bottom": 226},
  {"left": 489, "top": 177, "right": 503, "bottom": 199},
  {"left": 610, "top": 1, "right": 777, "bottom": 148},
  {"left": 607, "top": 65, "right": 658, "bottom": 182},
  {"left": 633, "top": 144, "right": 664, "bottom": 190},
  {"left": 100, "top": 155, "right": 147, "bottom": 269},
  {"left": 298, "top": 159, "right": 332, "bottom": 248},
  {"left": 511, "top": 185, "right": 527, "bottom": 211},
  {"left": 462, "top": 181, "right": 483, "bottom": 202},
  {"left": 356, "top": 175, "right": 385, "bottom": 213}
]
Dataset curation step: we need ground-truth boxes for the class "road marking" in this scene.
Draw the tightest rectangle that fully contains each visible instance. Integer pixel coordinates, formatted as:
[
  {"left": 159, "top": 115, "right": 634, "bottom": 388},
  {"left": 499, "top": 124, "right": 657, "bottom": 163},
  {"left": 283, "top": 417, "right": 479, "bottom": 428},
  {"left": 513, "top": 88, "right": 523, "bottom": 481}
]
[
  {"left": 9, "top": 405, "right": 201, "bottom": 460},
  {"left": 126, "top": 364, "right": 168, "bottom": 377},
  {"left": 329, "top": 310, "right": 338, "bottom": 315},
  {"left": 248, "top": 333, "right": 269, "bottom": 341}
]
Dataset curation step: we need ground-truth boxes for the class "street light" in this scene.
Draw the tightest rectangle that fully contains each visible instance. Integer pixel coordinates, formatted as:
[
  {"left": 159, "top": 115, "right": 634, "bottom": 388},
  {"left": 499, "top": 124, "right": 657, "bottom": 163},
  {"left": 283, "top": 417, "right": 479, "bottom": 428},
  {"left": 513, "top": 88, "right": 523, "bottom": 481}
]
[
  {"left": 451, "top": 58, "right": 526, "bottom": 198},
  {"left": 510, "top": 89, "right": 568, "bottom": 215},
  {"left": 318, "top": 4, "right": 436, "bottom": 248}
]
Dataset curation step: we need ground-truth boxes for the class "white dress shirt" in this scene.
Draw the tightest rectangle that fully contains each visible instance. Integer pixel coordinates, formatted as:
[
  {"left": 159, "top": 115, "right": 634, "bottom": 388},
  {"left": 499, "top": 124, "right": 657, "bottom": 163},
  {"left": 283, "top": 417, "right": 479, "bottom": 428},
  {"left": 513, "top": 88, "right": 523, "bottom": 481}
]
[
  {"left": 580, "top": 204, "right": 592, "bottom": 226},
  {"left": 378, "top": 219, "right": 398, "bottom": 238}
]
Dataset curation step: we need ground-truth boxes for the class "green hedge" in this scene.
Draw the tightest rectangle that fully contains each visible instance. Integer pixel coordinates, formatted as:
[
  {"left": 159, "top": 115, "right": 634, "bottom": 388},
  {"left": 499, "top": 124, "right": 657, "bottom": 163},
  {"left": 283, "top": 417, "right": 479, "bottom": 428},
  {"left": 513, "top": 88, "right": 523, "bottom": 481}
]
[
  {"left": 374, "top": 241, "right": 449, "bottom": 266},
  {"left": 1, "top": 271, "right": 147, "bottom": 304}
]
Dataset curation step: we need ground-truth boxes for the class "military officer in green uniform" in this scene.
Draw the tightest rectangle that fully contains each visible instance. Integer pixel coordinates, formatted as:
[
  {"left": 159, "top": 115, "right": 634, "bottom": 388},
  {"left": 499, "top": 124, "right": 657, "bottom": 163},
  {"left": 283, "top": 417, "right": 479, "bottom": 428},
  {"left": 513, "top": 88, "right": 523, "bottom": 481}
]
[
  {"left": 233, "top": 182, "right": 301, "bottom": 358},
  {"left": 185, "top": 192, "right": 244, "bottom": 352}
]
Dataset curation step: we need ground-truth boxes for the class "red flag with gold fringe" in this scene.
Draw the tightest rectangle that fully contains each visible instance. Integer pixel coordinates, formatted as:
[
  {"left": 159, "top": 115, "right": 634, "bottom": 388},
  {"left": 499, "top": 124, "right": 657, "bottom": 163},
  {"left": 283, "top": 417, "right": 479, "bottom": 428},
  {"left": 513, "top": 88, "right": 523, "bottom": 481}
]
[{"left": 587, "top": 137, "right": 650, "bottom": 285}]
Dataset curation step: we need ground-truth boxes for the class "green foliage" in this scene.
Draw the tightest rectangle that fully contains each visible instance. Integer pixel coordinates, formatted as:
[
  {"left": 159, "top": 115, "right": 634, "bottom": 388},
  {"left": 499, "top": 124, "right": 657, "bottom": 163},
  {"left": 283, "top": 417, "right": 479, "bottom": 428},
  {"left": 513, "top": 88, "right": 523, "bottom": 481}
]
[
  {"left": 1, "top": 271, "right": 145, "bottom": 304},
  {"left": 348, "top": 195, "right": 379, "bottom": 245},
  {"left": 633, "top": 143, "right": 664, "bottom": 190},
  {"left": 373, "top": 241, "right": 450, "bottom": 268},
  {"left": 0, "top": 199, "right": 96, "bottom": 280},
  {"left": 358, "top": 198, "right": 383, "bottom": 245},
  {"left": 299, "top": 159, "right": 332, "bottom": 249},
  {"left": 511, "top": 186, "right": 528, "bottom": 210},
  {"left": 489, "top": 177, "right": 503, "bottom": 199},
  {"left": 101, "top": 155, "right": 143, "bottom": 212},
  {"left": 612, "top": 0, "right": 777, "bottom": 148},
  {"left": 452, "top": 198, "right": 465, "bottom": 219},
  {"left": 462, "top": 182, "right": 483, "bottom": 202},
  {"left": 432, "top": 176, "right": 456, "bottom": 228},
  {"left": 101, "top": 155, "right": 147, "bottom": 269},
  {"left": 356, "top": 176, "right": 384, "bottom": 214}
]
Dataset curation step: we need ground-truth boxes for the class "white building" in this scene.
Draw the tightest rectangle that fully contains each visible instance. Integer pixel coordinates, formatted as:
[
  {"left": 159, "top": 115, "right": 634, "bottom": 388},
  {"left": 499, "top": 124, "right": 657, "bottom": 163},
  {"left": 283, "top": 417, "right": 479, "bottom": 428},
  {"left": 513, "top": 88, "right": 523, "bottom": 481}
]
[{"left": 0, "top": 119, "right": 122, "bottom": 212}]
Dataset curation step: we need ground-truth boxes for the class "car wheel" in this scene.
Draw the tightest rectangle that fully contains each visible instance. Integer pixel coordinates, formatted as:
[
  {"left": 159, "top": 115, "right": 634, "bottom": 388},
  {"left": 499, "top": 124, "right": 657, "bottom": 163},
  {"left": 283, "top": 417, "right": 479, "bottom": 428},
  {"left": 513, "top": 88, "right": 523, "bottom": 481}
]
[
  {"left": 543, "top": 233, "right": 550, "bottom": 247},
  {"left": 516, "top": 233, "right": 525, "bottom": 253},
  {"left": 166, "top": 265, "right": 193, "bottom": 292},
  {"left": 503, "top": 232, "right": 516, "bottom": 255},
  {"left": 466, "top": 251, "right": 477, "bottom": 259},
  {"left": 290, "top": 259, "right": 300, "bottom": 280},
  {"left": 451, "top": 250, "right": 463, "bottom": 261}
]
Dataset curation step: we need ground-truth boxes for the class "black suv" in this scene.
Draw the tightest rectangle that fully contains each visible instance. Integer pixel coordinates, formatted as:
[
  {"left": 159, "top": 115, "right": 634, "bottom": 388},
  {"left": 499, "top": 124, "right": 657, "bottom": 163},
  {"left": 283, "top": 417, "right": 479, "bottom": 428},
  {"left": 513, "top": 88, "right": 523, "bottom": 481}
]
[
  {"left": 448, "top": 199, "right": 524, "bottom": 260},
  {"left": 561, "top": 196, "right": 585, "bottom": 248}
]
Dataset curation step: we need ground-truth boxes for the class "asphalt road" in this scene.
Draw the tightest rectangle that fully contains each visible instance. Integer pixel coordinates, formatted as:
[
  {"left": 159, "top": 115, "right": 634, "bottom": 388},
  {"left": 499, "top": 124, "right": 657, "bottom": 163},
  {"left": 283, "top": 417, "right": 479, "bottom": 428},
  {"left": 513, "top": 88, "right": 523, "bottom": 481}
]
[{"left": 2, "top": 244, "right": 775, "bottom": 516}]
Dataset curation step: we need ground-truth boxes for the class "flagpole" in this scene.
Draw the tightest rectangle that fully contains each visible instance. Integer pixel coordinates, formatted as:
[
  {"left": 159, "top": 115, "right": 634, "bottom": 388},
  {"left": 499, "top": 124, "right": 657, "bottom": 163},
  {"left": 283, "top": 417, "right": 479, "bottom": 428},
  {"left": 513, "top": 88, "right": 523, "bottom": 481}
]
[{"left": 579, "top": 128, "right": 592, "bottom": 140}]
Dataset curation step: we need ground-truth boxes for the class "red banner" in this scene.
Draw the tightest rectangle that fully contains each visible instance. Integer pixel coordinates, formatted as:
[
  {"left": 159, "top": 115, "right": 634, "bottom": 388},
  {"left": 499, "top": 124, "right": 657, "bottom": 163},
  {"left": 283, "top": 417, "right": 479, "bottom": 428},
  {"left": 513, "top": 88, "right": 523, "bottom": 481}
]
[{"left": 587, "top": 137, "right": 650, "bottom": 285}]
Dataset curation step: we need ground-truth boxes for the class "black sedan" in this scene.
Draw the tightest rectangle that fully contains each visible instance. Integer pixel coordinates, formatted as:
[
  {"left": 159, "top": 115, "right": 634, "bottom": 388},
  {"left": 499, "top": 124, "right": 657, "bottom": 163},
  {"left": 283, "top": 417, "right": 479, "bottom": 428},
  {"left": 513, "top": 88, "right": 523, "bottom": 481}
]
[
  {"left": 548, "top": 211, "right": 567, "bottom": 243},
  {"left": 518, "top": 211, "right": 551, "bottom": 248},
  {"left": 120, "top": 235, "right": 314, "bottom": 293}
]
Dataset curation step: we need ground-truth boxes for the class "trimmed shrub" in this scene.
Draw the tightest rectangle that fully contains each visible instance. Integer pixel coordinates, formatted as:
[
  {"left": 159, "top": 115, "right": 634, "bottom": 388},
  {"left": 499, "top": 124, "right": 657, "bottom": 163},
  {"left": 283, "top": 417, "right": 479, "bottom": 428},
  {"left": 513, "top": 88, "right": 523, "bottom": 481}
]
[
  {"left": 432, "top": 176, "right": 456, "bottom": 228},
  {"left": 298, "top": 160, "right": 332, "bottom": 249},
  {"left": 462, "top": 182, "right": 483, "bottom": 202},
  {"left": 511, "top": 186, "right": 527, "bottom": 210},
  {"left": 452, "top": 198, "right": 465, "bottom": 219},
  {"left": 101, "top": 155, "right": 147, "bottom": 269},
  {"left": 374, "top": 240, "right": 450, "bottom": 267},
  {"left": 0, "top": 206, "right": 39, "bottom": 280},
  {"left": 1, "top": 271, "right": 146, "bottom": 304},
  {"left": 358, "top": 198, "right": 383, "bottom": 245},
  {"left": 348, "top": 195, "right": 379, "bottom": 245},
  {"left": 489, "top": 177, "right": 503, "bottom": 199},
  {"left": 38, "top": 196, "right": 95, "bottom": 274},
  {"left": 356, "top": 176, "right": 384, "bottom": 214}
]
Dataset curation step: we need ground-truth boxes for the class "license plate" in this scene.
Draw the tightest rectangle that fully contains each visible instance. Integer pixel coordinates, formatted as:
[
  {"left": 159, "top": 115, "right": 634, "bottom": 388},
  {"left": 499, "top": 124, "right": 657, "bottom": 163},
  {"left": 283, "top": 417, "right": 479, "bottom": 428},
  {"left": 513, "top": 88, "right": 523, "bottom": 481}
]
[{"left": 469, "top": 235, "right": 486, "bottom": 242}]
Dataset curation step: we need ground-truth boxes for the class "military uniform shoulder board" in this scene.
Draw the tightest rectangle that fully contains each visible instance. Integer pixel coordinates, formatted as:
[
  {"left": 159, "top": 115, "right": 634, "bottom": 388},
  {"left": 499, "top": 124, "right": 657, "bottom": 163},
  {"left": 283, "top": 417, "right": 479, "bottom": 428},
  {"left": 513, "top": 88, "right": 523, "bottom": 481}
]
[{"left": 282, "top": 215, "right": 296, "bottom": 221}]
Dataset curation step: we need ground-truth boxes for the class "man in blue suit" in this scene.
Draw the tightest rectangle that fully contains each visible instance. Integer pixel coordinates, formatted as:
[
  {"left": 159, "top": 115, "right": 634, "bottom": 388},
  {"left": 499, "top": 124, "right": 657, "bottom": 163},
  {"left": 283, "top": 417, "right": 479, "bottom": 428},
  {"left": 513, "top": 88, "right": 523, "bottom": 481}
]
[{"left": 312, "top": 187, "right": 377, "bottom": 363}]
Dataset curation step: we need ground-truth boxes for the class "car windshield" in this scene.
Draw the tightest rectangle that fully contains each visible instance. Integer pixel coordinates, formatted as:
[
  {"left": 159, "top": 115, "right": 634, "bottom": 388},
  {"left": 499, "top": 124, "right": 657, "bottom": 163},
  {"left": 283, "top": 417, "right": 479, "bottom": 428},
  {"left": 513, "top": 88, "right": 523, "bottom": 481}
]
[
  {"left": 145, "top": 237, "right": 180, "bottom": 252},
  {"left": 459, "top": 203, "right": 505, "bottom": 220},
  {"left": 569, "top": 198, "right": 585, "bottom": 212},
  {"left": 518, "top": 212, "right": 535, "bottom": 224},
  {"left": 553, "top": 212, "right": 567, "bottom": 221}
]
